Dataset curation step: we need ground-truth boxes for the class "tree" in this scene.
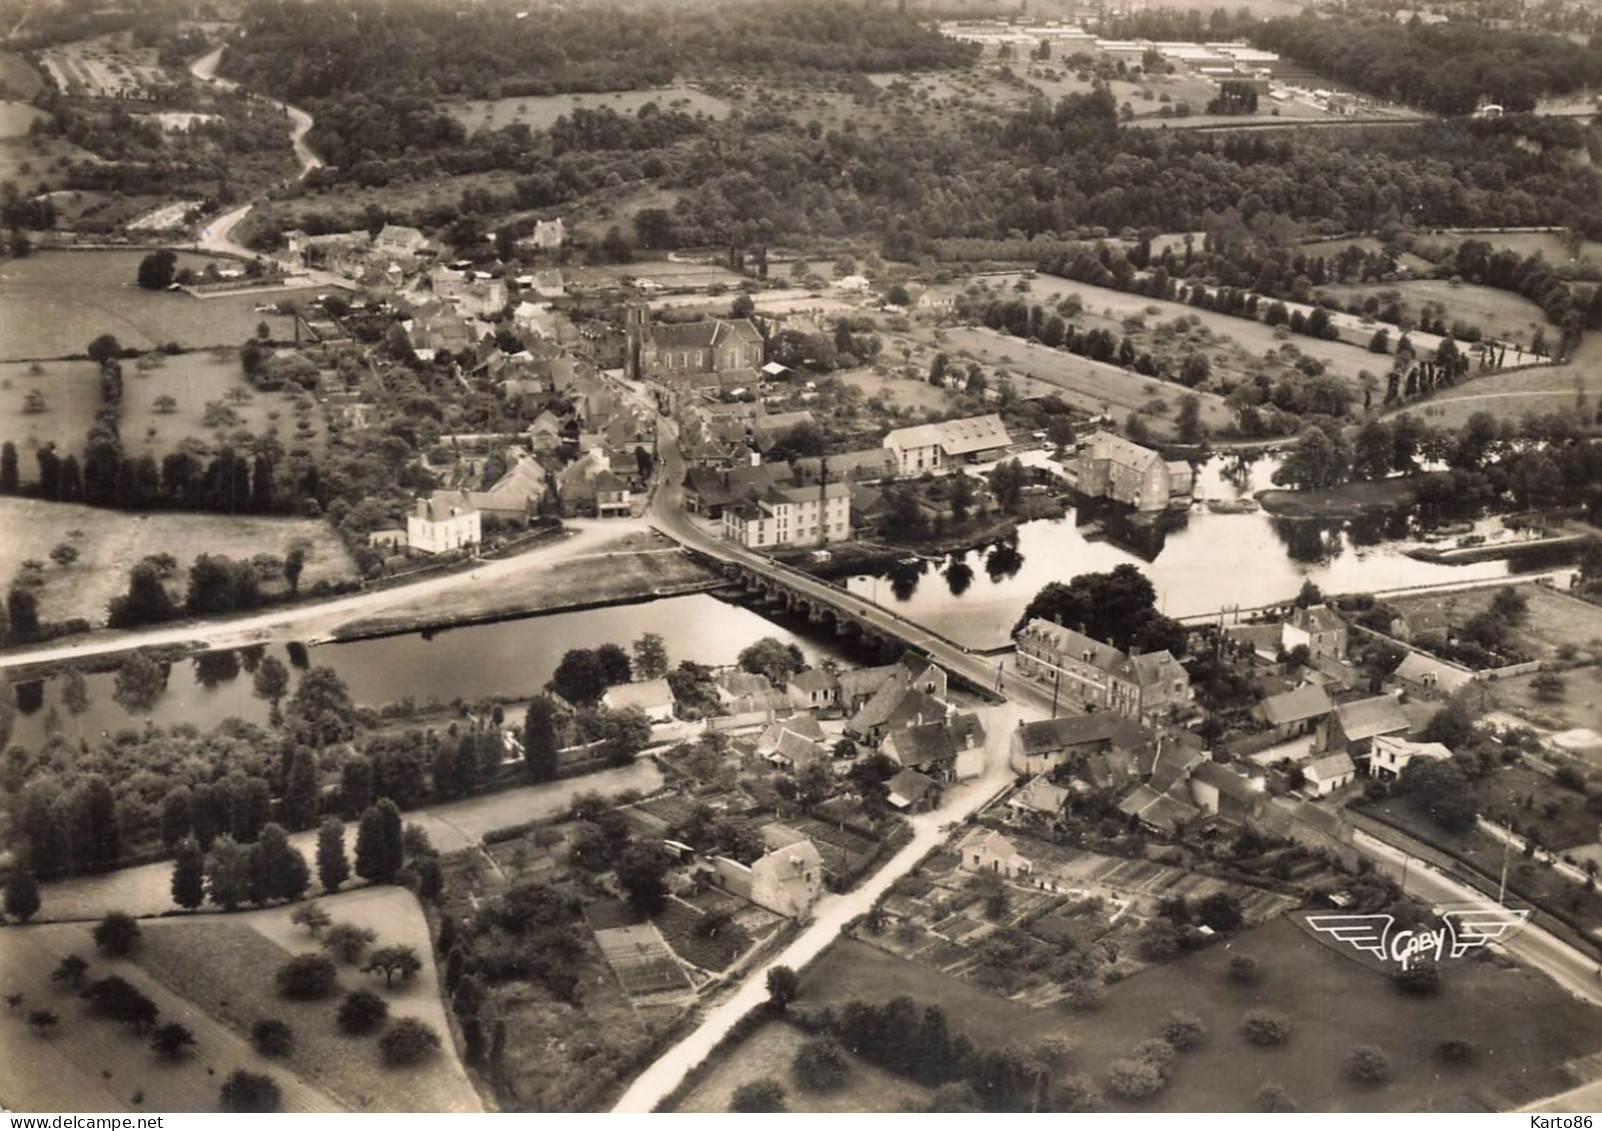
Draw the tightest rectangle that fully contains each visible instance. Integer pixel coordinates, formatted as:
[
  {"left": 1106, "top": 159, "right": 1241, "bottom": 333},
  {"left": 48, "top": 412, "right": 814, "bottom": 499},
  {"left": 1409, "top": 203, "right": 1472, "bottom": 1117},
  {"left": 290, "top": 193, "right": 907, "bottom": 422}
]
[
  {"left": 616, "top": 843, "right": 670, "bottom": 917},
  {"left": 291, "top": 901, "right": 332, "bottom": 936},
  {"left": 1228, "top": 955, "right": 1260, "bottom": 983},
  {"left": 113, "top": 651, "right": 166, "bottom": 712},
  {"left": 220, "top": 1070, "right": 282, "bottom": 1113},
  {"left": 170, "top": 835, "right": 206, "bottom": 912},
  {"left": 550, "top": 649, "right": 608, "bottom": 706},
  {"left": 1242, "top": 1010, "right": 1291, "bottom": 1046},
  {"left": 738, "top": 637, "right": 806, "bottom": 685},
  {"left": 51, "top": 955, "right": 89, "bottom": 991},
  {"left": 1107, "top": 1057, "right": 1166, "bottom": 1099},
  {"left": 7, "top": 584, "right": 40, "bottom": 642},
  {"left": 316, "top": 818, "right": 351, "bottom": 898},
  {"left": 86, "top": 334, "right": 122, "bottom": 367},
  {"left": 0, "top": 441, "right": 16, "bottom": 493},
  {"left": 1345, "top": 1044, "right": 1391, "bottom": 1084},
  {"left": 1272, "top": 423, "right": 1351, "bottom": 491},
  {"left": 153, "top": 394, "right": 178, "bottom": 414},
  {"left": 363, "top": 944, "right": 423, "bottom": 987},
  {"left": 322, "top": 922, "right": 377, "bottom": 965},
  {"left": 284, "top": 546, "right": 306, "bottom": 595},
  {"left": 206, "top": 835, "right": 250, "bottom": 911},
  {"left": 276, "top": 953, "right": 338, "bottom": 1000},
  {"left": 137, "top": 250, "right": 177, "bottom": 290},
  {"left": 252, "top": 1018, "right": 294, "bottom": 1057},
  {"left": 48, "top": 543, "right": 78, "bottom": 569},
  {"left": 1163, "top": 1012, "right": 1206, "bottom": 1051},
  {"left": 108, "top": 563, "right": 178, "bottom": 628},
  {"left": 1255, "top": 1083, "right": 1297, "bottom": 1112},
  {"left": 287, "top": 667, "right": 356, "bottom": 745},
  {"left": 356, "top": 799, "right": 404, "bottom": 884},
  {"left": 523, "top": 696, "right": 560, "bottom": 781},
  {"left": 337, "top": 989, "right": 389, "bottom": 1034},
  {"left": 151, "top": 1021, "right": 197, "bottom": 1059},
  {"left": 1176, "top": 394, "right": 1207, "bottom": 444},
  {"left": 379, "top": 1017, "right": 441, "bottom": 1065},
  {"left": 1532, "top": 672, "right": 1567, "bottom": 703},
  {"left": 594, "top": 705, "right": 653, "bottom": 767},
  {"left": 93, "top": 912, "right": 140, "bottom": 957},
  {"left": 27, "top": 1008, "right": 59, "bottom": 1038},
  {"left": 793, "top": 1036, "right": 850, "bottom": 1091},
  {"left": 632, "top": 633, "right": 669, "bottom": 680},
  {"left": 1398, "top": 757, "right": 1476, "bottom": 833},
  {"left": 4, "top": 860, "right": 40, "bottom": 922},
  {"left": 767, "top": 965, "right": 800, "bottom": 1009},
  {"left": 253, "top": 655, "right": 290, "bottom": 709},
  {"left": 730, "top": 1079, "right": 788, "bottom": 1112}
]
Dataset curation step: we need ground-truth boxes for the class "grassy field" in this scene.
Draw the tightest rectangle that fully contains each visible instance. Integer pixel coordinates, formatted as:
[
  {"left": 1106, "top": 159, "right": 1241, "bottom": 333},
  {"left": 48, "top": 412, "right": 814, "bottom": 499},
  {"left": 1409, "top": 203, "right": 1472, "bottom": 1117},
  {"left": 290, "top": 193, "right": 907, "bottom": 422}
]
[
  {"left": 1495, "top": 665, "right": 1602, "bottom": 744},
  {"left": 0, "top": 51, "right": 44, "bottom": 100},
  {"left": 0, "top": 251, "right": 321, "bottom": 361},
  {"left": 906, "top": 323, "right": 1234, "bottom": 438},
  {"left": 803, "top": 922, "right": 1602, "bottom": 1112},
  {"left": 839, "top": 367, "right": 964, "bottom": 415},
  {"left": 1388, "top": 583, "right": 1602, "bottom": 661},
  {"left": 1395, "top": 363, "right": 1591, "bottom": 430},
  {"left": 442, "top": 87, "right": 731, "bottom": 134},
  {"left": 0, "top": 921, "right": 343, "bottom": 1113},
  {"left": 0, "top": 496, "right": 355, "bottom": 625},
  {"left": 1315, "top": 280, "right": 1554, "bottom": 349},
  {"left": 331, "top": 534, "right": 719, "bottom": 638},
  {"left": 1012, "top": 271, "right": 1391, "bottom": 389},
  {"left": 0, "top": 101, "right": 44, "bottom": 139},
  {"left": 0, "top": 352, "right": 326, "bottom": 480},
  {"left": 136, "top": 888, "right": 481, "bottom": 1112},
  {"left": 677, "top": 1019, "right": 932, "bottom": 1113},
  {"left": 39, "top": 34, "right": 168, "bottom": 99}
]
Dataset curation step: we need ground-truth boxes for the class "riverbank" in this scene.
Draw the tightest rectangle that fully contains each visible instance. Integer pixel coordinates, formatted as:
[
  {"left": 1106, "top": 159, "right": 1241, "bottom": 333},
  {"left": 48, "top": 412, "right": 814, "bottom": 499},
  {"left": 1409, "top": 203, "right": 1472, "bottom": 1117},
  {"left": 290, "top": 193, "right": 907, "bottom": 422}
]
[
  {"left": 1256, "top": 472, "right": 1447, "bottom": 518},
  {"left": 1405, "top": 533, "right": 1593, "bottom": 565},
  {"left": 325, "top": 533, "right": 725, "bottom": 642}
]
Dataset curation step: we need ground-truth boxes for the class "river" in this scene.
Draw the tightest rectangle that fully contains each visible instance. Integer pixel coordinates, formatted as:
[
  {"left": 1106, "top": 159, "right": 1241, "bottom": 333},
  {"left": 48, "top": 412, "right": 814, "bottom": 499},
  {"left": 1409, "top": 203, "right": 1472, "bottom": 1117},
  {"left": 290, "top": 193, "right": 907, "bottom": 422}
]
[
  {"left": 841, "top": 454, "right": 1526, "bottom": 650},
  {"left": 5, "top": 593, "right": 867, "bottom": 751}
]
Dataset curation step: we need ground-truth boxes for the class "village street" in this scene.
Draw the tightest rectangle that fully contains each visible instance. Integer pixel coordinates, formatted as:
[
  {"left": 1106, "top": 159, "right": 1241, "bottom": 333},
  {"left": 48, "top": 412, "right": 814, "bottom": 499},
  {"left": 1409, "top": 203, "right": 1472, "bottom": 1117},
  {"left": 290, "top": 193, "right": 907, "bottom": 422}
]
[{"left": 611, "top": 696, "right": 1034, "bottom": 1112}]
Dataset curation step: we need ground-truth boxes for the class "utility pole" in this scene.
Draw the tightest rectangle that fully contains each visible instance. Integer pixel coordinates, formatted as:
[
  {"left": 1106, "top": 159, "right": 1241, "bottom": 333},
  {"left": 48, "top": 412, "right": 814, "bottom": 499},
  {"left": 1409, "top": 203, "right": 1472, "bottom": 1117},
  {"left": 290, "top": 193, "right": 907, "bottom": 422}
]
[
  {"left": 1498, "top": 835, "right": 1510, "bottom": 906},
  {"left": 1051, "top": 667, "right": 1060, "bottom": 719}
]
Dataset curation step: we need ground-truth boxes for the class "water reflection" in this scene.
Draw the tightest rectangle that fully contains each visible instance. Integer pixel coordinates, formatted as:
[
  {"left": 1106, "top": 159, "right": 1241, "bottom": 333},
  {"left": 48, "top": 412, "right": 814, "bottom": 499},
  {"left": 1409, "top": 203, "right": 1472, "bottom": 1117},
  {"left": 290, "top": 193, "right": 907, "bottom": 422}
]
[
  {"left": 985, "top": 540, "right": 1025, "bottom": 581},
  {"left": 945, "top": 560, "right": 974, "bottom": 597}
]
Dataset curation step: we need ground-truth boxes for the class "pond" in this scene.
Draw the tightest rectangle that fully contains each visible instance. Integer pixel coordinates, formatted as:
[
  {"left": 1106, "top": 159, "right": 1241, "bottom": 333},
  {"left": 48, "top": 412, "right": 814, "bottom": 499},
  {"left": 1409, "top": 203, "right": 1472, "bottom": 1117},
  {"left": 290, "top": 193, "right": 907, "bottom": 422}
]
[
  {"left": 841, "top": 454, "right": 1525, "bottom": 650},
  {"left": 6, "top": 593, "right": 869, "bottom": 752}
]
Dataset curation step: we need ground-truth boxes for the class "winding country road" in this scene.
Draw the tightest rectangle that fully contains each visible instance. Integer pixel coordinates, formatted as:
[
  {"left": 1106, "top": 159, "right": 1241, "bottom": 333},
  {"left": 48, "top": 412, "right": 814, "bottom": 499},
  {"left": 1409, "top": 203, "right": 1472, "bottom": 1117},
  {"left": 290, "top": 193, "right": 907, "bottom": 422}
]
[{"left": 186, "top": 45, "right": 352, "bottom": 288}]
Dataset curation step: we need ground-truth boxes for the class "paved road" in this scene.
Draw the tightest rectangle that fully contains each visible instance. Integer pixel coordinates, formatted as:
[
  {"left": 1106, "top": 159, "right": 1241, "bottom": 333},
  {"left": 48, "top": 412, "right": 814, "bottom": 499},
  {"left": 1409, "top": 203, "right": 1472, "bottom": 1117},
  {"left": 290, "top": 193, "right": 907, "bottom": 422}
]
[
  {"left": 611, "top": 698, "right": 1032, "bottom": 1112},
  {"left": 647, "top": 421, "right": 1066, "bottom": 719},
  {"left": 0, "top": 517, "right": 651, "bottom": 670},
  {"left": 188, "top": 47, "right": 350, "bottom": 290},
  {"left": 1351, "top": 829, "right": 1602, "bottom": 1007}
]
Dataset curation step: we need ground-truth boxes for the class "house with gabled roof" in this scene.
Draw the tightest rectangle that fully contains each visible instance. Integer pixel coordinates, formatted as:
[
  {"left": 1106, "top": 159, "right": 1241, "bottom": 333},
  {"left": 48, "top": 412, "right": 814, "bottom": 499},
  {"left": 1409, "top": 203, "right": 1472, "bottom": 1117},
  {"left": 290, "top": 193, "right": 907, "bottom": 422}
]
[
  {"left": 1118, "top": 784, "right": 1201, "bottom": 834},
  {"left": 1014, "top": 618, "right": 1190, "bottom": 723},
  {"left": 1302, "top": 751, "right": 1357, "bottom": 796},
  {"left": 883, "top": 414, "right": 1010, "bottom": 476},
  {"left": 1188, "top": 760, "right": 1266, "bottom": 819},
  {"left": 787, "top": 668, "right": 841, "bottom": 714},
  {"left": 848, "top": 684, "right": 947, "bottom": 744},
  {"left": 601, "top": 677, "right": 676, "bottom": 722},
  {"left": 887, "top": 768, "right": 941, "bottom": 812},
  {"left": 1256, "top": 683, "right": 1334, "bottom": 739},
  {"left": 1076, "top": 431, "right": 1192, "bottom": 512},
  {"left": 1283, "top": 604, "right": 1347, "bottom": 661},
  {"left": 715, "top": 836, "right": 824, "bottom": 918},
  {"left": 1008, "top": 775, "right": 1070, "bottom": 823},
  {"left": 1391, "top": 651, "right": 1474, "bottom": 699},
  {"left": 407, "top": 490, "right": 481, "bottom": 554},
  {"left": 957, "top": 828, "right": 1032, "bottom": 878},
  {"left": 626, "top": 303, "right": 764, "bottom": 382},
  {"left": 1321, "top": 694, "right": 1411, "bottom": 764},
  {"left": 1008, "top": 712, "right": 1153, "bottom": 776},
  {"left": 881, "top": 720, "right": 960, "bottom": 779},
  {"left": 1370, "top": 735, "right": 1453, "bottom": 780}
]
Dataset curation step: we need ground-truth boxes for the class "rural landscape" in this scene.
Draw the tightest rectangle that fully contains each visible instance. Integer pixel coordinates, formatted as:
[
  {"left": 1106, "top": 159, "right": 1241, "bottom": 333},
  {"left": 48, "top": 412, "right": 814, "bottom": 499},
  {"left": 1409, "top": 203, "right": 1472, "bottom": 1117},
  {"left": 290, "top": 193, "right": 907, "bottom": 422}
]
[{"left": 7, "top": 0, "right": 1602, "bottom": 1117}]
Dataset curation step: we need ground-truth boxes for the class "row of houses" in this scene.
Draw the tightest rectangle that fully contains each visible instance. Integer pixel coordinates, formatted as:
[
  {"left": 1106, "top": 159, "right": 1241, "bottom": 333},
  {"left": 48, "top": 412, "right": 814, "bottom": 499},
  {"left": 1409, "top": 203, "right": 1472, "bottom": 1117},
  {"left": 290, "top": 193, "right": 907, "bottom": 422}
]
[{"left": 1013, "top": 618, "right": 1193, "bottom": 725}]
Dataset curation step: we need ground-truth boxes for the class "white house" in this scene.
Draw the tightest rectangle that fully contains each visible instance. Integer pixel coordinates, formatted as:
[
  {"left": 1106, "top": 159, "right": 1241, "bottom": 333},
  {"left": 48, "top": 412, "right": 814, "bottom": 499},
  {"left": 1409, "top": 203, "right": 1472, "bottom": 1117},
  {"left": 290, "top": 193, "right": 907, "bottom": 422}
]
[
  {"left": 601, "top": 678, "right": 676, "bottom": 722},
  {"left": 406, "top": 490, "right": 482, "bottom": 554},
  {"left": 1302, "top": 751, "right": 1357, "bottom": 796},
  {"left": 723, "top": 481, "right": 851, "bottom": 549},
  {"left": 1369, "top": 735, "right": 1453, "bottom": 781},
  {"left": 957, "top": 827, "right": 1032, "bottom": 878},
  {"left": 882, "top": 414, "right": 1010, "bottom": 476},
  {"left": 713, "top": 838, "right": 824, "bottom": 918}
]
